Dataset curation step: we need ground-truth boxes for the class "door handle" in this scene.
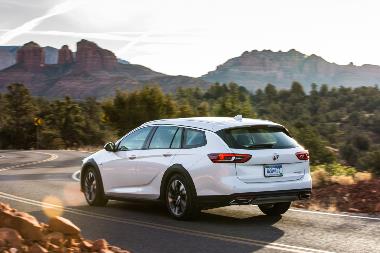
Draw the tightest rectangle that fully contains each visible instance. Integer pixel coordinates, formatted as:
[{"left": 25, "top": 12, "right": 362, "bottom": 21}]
[
  {"left": 163, "top": 153, "right": 172, "bottom": 157},
  {"left": 129, "top": 155, "right": 137, "bottom": 160}
]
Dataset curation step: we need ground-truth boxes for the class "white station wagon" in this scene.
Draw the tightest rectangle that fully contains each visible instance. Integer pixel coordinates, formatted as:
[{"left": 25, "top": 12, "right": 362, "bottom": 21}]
[{"left": 81, "top": 116, "right": 312, "bottom": 219}]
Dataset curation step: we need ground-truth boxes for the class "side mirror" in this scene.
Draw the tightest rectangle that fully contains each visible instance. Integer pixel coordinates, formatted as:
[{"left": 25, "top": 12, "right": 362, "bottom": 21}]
[{"left": 104, "top": 142, "right": 116, "bottom": 152}]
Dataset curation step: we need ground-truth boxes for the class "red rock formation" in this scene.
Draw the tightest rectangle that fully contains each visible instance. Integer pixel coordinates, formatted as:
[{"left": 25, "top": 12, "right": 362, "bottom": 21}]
[
  {"left": 16, "top": 42, "right": 44, "bottom": 71},
  {"left": 75, "top": 39, "right": 117, "bottom": 72},
  {"left": 57, "top": 45, "right": 74, "bottom": 65}
]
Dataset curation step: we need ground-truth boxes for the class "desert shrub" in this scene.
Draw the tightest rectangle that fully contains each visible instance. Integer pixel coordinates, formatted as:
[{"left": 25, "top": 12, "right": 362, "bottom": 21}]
[{"left": 324, "top": 163, "right": 357, "bottom": 176}]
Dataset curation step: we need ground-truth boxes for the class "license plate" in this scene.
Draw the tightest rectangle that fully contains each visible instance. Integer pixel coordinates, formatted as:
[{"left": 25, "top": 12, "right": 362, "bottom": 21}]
[{"left": 264, "top": 164, "right": 283, "bottom": 177}]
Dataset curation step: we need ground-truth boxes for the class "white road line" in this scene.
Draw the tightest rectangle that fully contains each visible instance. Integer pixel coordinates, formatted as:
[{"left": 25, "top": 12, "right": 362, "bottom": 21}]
[
  {"left": 72, "top": 170, "right": 81, "bottom": 182},
  {"left": 0, "top": 151, "right": 58, "bottom": 172},
  {"left": 0, "top": 191, "right": 334, "bottom": 253},
  {"left": 289, "top": 208, "right": 380, "bottom": 221}
]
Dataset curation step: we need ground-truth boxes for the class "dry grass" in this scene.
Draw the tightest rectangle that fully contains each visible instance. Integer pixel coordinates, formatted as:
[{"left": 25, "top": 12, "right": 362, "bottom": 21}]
[
  {"left": 354, "top": 172, "right": 373, "bottom": 182},
  {"left": 331, "top": 175, "right": 355, "bottom": 186},
  {"left": 311, "top": 165, "right": 373, "bottom": 188},
  {"left": 311, "top": 168, "right": 330, "bottom": 187}
]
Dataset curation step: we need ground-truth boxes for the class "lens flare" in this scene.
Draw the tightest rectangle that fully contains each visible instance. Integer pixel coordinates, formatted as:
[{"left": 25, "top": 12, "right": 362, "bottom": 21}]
[
  {"left": 42, "top": 195, "right": 63, "bottom": 218},
  {"left": 63, "top": 183, "right": 84, "bottom": 206}
]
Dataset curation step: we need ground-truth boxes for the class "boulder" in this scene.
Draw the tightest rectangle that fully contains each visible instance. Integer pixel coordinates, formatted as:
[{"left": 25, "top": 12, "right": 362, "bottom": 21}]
[
  {"left": 0, "top": 228, "right": 23, "bottom": 248},
  {"left": 48, "top": 217, "right": 81, "bottom": 236},
  {"left": 92, "top": 239, "right": 108, "bottom": 251},
  {"left": 44, "top": 232, "right": 64, "bottom": 245},
  {"left": 0, "top": 209, "right": 43, "bottom": 240},
  {"left": 29, "top": 243, "right": 48, "bottom": 253},
  {"left": 0, "top": 203, "right": 131, "bottom": 253},
  {"left": 80, "top": 239, "right": 93, "bottom": 250}
]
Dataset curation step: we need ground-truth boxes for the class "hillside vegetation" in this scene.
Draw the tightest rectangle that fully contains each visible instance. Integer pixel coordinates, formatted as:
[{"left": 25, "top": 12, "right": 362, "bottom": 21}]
[{"left": 0, "top": 82, "right": 379, "bottom": 176}]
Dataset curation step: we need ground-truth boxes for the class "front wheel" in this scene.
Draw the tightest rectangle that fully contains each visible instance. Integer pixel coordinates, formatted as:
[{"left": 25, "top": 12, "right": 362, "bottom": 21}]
[
  {"left": 165, "top": 174, "right": 200, "bottom": 220},
  {"left": 258, "top": 202, "right": 291, "bottom": 216},
  {"left": 83, "top": 167, "right": 108, "bottom": 206}
]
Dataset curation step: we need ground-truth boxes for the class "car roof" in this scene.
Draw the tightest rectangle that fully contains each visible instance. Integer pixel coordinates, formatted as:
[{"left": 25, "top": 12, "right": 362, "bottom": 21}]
[{"left": 142, "top": 117, "right": 282, "bottom": 132}]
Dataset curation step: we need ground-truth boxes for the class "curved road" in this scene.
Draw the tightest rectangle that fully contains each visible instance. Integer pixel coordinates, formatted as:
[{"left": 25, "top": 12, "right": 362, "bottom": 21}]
[{"left": 0, "top": 150, "right": 379, "bottom": 253}]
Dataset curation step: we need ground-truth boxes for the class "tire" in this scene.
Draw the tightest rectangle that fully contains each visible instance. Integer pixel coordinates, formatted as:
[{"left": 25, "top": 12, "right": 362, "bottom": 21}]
[
  {"left": 258, "top": 202, "right": 291, "bottom": 216},
  {"left": 83, "top": 166, "right": 108, "bottom": 206},
  {"left": 165, "top": 173, "right": 200, "bottom": 220}
]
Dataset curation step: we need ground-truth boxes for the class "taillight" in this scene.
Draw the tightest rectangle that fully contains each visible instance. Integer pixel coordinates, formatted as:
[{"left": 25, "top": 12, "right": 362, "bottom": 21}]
[
  {"left": 296, "top": 151, "right": 309, "bottom": 160},
  {"left": 208, "top": 153, "right": 252, "bottom": 163}
]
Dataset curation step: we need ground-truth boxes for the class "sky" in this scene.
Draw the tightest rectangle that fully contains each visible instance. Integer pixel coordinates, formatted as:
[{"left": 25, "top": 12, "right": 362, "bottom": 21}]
[{"left": 0, "top": 0, "right": 379, "bottom": 77}]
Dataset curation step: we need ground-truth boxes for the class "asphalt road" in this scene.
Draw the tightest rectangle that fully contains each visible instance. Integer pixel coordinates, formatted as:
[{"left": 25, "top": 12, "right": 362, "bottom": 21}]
[{"left": 0, "top": 150, "right": 379, "bottom": 253}]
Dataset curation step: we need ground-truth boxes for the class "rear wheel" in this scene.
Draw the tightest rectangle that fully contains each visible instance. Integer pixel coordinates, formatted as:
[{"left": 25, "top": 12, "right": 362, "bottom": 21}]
[
  {"left": 258, "top": 202, "right": 291, "bottom": 216},
  {"left": 83, "top": 167, "right": 108, "bottom": 206},
  {"left": 165, "top": 174, "right": 200, "bottom": 220}
]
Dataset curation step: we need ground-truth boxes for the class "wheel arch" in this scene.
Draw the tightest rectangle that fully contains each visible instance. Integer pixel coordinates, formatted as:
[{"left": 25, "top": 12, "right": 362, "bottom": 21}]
[{"left": 159, "top": 164, "right": 197, "bottom": 200}]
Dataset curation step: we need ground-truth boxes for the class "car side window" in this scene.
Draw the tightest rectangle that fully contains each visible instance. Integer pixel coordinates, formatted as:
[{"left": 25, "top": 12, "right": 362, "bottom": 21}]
[
  {"left": 183, "top": 128, "right": 206, "bottom": 148},
  {"left": 170, "top": 127, "right": 183, "bottom": 149},
  {"left": 118, "top": 127, "right": 153, "bottom": 151},
  {"left": 149, "top": 126, "right": 178, "bottom": 149}
]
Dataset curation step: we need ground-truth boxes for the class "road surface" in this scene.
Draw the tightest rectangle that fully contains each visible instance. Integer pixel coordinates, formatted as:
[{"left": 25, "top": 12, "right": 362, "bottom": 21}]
[{"left": 0, "top": 150, "right": 379, "bottom": 253}]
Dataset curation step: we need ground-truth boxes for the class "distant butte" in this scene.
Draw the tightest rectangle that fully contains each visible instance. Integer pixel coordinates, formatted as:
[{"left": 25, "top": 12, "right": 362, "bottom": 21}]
[
  {"left": 0, "top": 40, "right": 210, "bottom": 98},
  {"left": 16, "top": 41, "right": 45, "bottom": 71}
]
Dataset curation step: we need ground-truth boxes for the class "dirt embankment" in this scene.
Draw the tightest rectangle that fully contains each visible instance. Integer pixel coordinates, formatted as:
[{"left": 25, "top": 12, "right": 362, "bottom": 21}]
[{"left": 294, "top": 179, "right": 380, "bottom": 213}]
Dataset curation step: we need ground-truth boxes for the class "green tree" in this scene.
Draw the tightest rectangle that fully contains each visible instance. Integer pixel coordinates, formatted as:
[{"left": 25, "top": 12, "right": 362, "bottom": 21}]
[
  {"left": 292, "top": 125, "right": 336, "bottom": 165},
  {"left": 103, "top": 86, "right": 178, "bottom": 135},
  {"left": 2, "top": 83, "right": 36, "bottom": 148},
  {"left": 45, "top": 97, "right": 87, "bottom": 147}
]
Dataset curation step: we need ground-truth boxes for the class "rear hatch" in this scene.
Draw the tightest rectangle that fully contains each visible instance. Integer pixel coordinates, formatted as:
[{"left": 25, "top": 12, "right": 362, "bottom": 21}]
[{"left": 217, "top": 125, "right": 308, "bottom": 183}]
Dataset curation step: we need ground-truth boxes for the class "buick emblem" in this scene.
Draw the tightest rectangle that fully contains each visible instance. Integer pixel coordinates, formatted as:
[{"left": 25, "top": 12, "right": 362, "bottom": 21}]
[{"left": 273, "top": 153, "right": 279, "bottom": 161}]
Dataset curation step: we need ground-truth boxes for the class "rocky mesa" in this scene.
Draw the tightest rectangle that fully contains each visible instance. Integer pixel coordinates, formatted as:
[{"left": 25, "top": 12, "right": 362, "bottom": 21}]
[
  {"left": 202, "top": 49, "right": 380, "bottom": 91},
  {"left": 0, "top": 40, "right": 209, "bottom": 98}
]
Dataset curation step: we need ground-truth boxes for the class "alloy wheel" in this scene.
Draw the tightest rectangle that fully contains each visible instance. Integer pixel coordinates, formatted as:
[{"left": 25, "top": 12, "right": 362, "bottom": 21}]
[
  {"left": 84, "top": 171, "right": 97, "bottom": 202},
  {"left": 167, "top": 179, "right": 187, "bottom": 216}
]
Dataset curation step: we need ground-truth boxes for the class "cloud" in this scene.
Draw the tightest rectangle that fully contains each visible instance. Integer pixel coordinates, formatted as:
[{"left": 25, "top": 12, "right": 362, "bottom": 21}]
[
  {"left": 0, "top": 0, "right": 87, "bottom": 45},
  {"left": 116, "top": 31, "right": 154, "bottom": 55},
  {"left": 0, "top": 29, "right": 190, "bottom": 48}
]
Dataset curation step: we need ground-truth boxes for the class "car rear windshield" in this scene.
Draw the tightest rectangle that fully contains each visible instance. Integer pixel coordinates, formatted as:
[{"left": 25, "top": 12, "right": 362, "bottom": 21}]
[{"left": 217, "top": 125, "right": 298, "bottom": 150}]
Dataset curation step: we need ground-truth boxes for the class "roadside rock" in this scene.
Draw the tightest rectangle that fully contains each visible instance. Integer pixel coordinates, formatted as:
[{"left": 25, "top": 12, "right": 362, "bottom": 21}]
[
  {"left": 92, "top": 239, "right": 108, "bottom": 251},
  {"left": 48, "top": 217, "right": 81, "bottom": 235},
  {"left": 0, "top": 209, "right": 43, "bottom": 240},
  {"left": 29, "top": 243, "right": 48, "bottom": 253},
  {"left": 0, "top": 202, "right": 131, "bottom": 253},
  {"left": 44, "top": 232, "right": 64, "bottom": 245},
  {"left": 0, "top": 228, "right": 23, "bottom": 248}
]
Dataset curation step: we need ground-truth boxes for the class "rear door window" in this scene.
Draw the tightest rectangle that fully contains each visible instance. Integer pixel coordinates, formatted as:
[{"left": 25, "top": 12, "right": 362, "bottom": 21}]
[
  {"left": 217, "top": 125, "right": 298, "bottom": 149},
  {"left": 183, "top": 128, "right": 206, "bottom": 148},
  {"left": 149, "top": 126, "right": 178, "bottom": 149},
  {"left": 170, "top": 128, "right": 183, "bottom": 149}
]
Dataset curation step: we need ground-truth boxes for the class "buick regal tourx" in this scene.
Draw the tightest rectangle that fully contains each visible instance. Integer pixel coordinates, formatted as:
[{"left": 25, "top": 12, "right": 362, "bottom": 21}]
[{"left": 81, "top": 116, "right": 312, "bottom": 219}]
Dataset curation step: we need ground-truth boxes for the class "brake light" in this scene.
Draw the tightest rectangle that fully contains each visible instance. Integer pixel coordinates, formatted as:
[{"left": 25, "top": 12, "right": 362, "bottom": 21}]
[
  {"left": 208, "top": 153, "right": 252, "bottom": 163},
  {"left": 296, "top": 151, "right": 309, "bottom": 160}
]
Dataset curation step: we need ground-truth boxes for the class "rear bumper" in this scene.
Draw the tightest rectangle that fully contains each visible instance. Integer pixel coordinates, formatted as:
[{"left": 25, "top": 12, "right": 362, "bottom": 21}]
[{"left": 198, "top": 188, "right": 311, "bottom": 209}]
